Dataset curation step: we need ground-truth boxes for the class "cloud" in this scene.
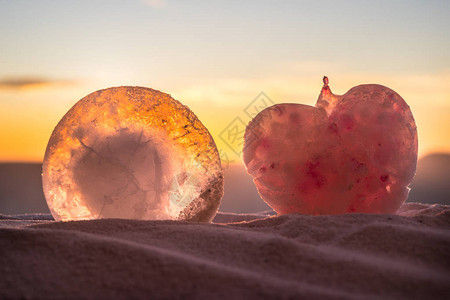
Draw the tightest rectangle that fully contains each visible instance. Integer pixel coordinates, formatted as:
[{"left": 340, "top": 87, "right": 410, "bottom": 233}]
[
  {"left": 140, "top": 0, "right": 166, "bottom": 8},
  {"left": 0, "top": 77, "right": 78, "bottom": 90}
]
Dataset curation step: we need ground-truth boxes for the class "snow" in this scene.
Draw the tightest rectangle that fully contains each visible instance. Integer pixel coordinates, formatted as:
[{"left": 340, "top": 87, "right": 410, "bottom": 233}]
[{"left": 1, "top": 203, "right": 448, "bottom": 299}]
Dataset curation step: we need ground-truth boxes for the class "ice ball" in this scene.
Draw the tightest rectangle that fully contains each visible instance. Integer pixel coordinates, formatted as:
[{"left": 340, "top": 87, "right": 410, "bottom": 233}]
[
  {"left": 243, "top": 78, "right": 417, "bottom": 215},
  {"left": 43, "top": 87, "right": 224, "bottom": 222}
]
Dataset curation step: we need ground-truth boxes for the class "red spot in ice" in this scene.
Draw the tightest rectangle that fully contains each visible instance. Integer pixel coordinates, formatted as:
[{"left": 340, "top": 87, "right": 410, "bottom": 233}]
[
  {"left": 340, "top": 114, "right": 354, "bottom": 130},
  {"left": 380, "top": 175, "right": 389, "bottom": 182},
  {"left": 260, "top": 138, "right": 271, "bottom": 148},
  {"left": 328, "top": 122, "right": 338, "bottom": 134},
  {"left": 295, "top": 161, "right": 325, "bottom": 193},
  {"left": 306, "top": 161, "right": 325, "bottom": 188},
  {"left": 270, "top": 162, "right": 275, "bottom": 169},
  {"left": 350, "top": 158, "right": 366, "bottom": 172}
]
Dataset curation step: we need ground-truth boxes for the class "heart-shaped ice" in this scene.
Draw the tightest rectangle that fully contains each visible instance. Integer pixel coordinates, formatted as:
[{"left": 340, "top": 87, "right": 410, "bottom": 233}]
[{"left": 243, "top": 78, "right": 417, "bottom": 215}]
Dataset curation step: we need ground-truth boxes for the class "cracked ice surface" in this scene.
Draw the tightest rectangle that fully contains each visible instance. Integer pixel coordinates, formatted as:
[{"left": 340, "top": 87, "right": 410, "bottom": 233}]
[
  {"left": 43, "top": 87, "right": 224, "bottom": 222},
  {"left": 244, "top": 80, "right": 417, "bottom": 215}
]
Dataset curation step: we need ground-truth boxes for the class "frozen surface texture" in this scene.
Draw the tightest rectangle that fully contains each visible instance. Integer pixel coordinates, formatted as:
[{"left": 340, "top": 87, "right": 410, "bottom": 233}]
[
  {"left": 43, "top": 87, "right": 223, "bottom": 222},
  {"left": 244, "top": 78, "right": 417, "bottom": 215}
]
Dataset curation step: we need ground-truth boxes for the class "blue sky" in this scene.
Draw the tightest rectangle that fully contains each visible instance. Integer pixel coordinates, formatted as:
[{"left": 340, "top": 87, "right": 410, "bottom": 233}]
[{"left": 1, "top": 0, "right": 448, "bottom": 78}]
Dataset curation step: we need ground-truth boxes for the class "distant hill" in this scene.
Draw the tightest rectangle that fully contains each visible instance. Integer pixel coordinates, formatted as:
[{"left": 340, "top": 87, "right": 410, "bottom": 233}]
[
  {"left": 0, "top": 163, "right": 49, "bottom": 214},
  {"left": 407, "top": 153, "right": 450, "bottom": 205},
  {"left": 0, "top": 162, "right": 270, "bottom": 215},
  {"left": 0, "top": 153, "right": 448, "bottom": 215},
  {"left": 219, "top": 164, "right": 271, "bottom": 213}
]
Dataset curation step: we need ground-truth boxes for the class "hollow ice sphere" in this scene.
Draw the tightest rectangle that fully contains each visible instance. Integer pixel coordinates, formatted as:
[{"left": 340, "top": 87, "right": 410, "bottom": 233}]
[
  {"left": 43, "top": 87, "right": 224, "bottom": 222},
  {"left": 243, "top": 78, "right": 417, "bottom": 215}
]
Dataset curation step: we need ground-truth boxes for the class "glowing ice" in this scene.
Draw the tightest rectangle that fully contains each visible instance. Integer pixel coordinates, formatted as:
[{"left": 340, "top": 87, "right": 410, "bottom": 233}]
[
  {"left": 244, "top": 77, "right": 417, "bottom": 215},
  {"left": 43, "top": 87, "right": 224, "bottom": 222}
]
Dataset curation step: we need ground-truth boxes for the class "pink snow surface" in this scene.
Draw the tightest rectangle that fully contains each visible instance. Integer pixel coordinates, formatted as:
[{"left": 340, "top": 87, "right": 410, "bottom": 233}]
[{"left": 244, "top": 78, "right": 418, "bottom": 215}]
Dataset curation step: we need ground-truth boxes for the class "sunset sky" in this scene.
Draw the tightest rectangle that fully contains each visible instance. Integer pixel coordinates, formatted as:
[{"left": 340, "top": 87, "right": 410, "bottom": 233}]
[{"left": 0, "top": 0, "right": 449, "bottom": 163}]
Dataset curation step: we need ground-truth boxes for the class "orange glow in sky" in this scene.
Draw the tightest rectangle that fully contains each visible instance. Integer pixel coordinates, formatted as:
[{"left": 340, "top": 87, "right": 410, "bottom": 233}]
[{"left": 0, "top": 1, "right": 449, "bottom": 162}]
